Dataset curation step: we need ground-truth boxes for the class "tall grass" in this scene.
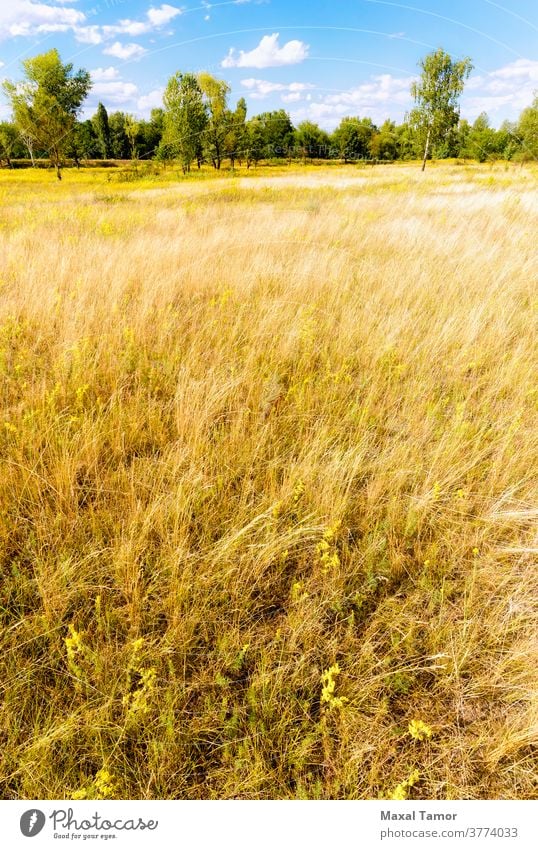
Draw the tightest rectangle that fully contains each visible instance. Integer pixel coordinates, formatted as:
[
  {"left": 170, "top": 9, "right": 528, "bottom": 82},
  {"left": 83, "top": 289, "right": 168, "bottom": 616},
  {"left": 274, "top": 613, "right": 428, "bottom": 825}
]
[{"left": 0, "top": 163, "right": 536, "bottom": 799}]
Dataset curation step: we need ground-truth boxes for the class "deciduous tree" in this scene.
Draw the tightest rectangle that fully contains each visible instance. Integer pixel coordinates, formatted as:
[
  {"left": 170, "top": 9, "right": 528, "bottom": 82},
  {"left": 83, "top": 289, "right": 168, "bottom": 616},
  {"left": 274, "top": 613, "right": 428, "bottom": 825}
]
[
  {"left": 409, "top": 49, "right": 473, "bottom": 171},
  {"left": 197, "top": 73, "right": 230, "bottom": 169},
  {"left": 162, "top": 72, "right": 207, "bottom": 173},
  {"left": 0, "top": 122, "right": 19, "bottom": 167},
  {"left": 3, "top": 49, "right": 91, "bottom": 179},
  {"left": 516, "top": 95, "right": 538, "bottom": 162},
  {"left": 94, "top": 102, "right": 112, "bottom": 159}
]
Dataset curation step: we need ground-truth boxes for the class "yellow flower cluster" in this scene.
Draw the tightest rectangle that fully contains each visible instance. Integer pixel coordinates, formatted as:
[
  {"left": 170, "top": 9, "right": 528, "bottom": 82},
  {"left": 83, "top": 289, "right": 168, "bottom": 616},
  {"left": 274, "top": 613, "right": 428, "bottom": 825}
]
[
  {"left": 291, "top": 580, "right": 308, "bottom": 603},
  {"left": 388, "top": 769, "right": 421, "bottom": 800},
  {"left": 320, "top": 663, "right": 348, "bottom": 710},
  {"left": 72, "top": 768, "right": 117, "bottom": 800},
  {"left": 317, "top": 520, "right": 341, "bottom": 575},
  {"left": 64, "top": 624, "right": 85, "bottom": 687},
  {"left": 123, "top": 638, "right": 157, "bottom": 726},
  {"left": 292, "top": 480, "right": 305, "bottom": 503},
  {"left": 408, "top": 719, "right": 433, "bottom": 741}
]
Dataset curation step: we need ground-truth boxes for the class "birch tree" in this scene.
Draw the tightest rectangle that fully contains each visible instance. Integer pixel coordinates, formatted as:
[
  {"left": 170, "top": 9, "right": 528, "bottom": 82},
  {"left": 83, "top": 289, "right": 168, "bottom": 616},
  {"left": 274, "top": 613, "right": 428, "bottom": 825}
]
[{"left": 409, "top": 49, "right": 473, "bottom": 171}]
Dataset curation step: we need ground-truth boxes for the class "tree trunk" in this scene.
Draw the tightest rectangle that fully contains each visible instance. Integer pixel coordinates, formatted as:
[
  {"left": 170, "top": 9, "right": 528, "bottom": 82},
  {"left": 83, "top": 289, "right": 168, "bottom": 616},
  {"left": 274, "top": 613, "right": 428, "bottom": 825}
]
[
  {"left": 422, "top": 126, "right": 432, "bottom": 172},
  {"left": 23, "top": 138, "right": 35, "bottom": 166}
]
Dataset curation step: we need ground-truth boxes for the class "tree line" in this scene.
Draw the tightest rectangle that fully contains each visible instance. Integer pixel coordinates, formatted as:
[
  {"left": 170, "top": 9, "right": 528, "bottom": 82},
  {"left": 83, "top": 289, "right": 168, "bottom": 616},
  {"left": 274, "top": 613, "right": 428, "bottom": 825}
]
[{"left": 1, "top": 48, "right": 537, "bottom": 178}]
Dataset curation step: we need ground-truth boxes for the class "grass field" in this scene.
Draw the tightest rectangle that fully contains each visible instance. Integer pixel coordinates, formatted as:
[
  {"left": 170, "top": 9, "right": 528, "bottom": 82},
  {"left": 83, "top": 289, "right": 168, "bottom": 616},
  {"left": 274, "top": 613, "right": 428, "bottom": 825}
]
[{"left": 0, "top": 162, "right": 537, "bottom": 800}]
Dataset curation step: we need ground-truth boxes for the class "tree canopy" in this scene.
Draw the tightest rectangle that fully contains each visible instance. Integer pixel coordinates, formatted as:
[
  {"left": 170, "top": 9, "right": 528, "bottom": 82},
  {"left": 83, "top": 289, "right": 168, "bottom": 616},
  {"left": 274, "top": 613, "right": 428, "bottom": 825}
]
[
  {"left": 409, "top": 48, "right": 473, "bottom": 171},
  {"left": 3, "top": 49, "right": 91, "bottom": 178}
]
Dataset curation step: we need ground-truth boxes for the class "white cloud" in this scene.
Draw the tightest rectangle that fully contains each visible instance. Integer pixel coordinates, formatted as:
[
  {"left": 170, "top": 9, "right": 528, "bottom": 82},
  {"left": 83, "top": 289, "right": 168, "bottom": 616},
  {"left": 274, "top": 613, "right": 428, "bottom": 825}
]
[
  {"left": 147, "top": 4, "right": 182, "bottom": 27},
  {"left": 91, "top": 80, "right": 139, "bottom": 103},
  {"left": 282, "top": 91, "right": 304, "bottom": 103},
  {"left": 222, "top": 33, "right": 309, "bottom": 69},
  {"left": 464, "top": 59, "right": 538, "bottom": 118},
  {"left": 100, "top": 4, "right": 182, "bottom": 39},
  {"left": 103, "top": 42, "right": 147, "bottom": 61},
  {"left": 137, "top": 88, "right": 164, "bottom": 114},
  {"left": 0, "top": 1, "right": 84, "bottom": 41},
  {"left": 241, "top": 78, "right": 315, "bottom": 101},
  {"left": 289, "top": 74, "right": 415, "bottom": 129},
  {"left": 90, "top": 66, "right": 120, "bottom": 82},
  {"left": 0, "top": 2, "right": 181, "bottom": 45},
  {"left": 74, "top": 24, "right": 102, "bottom": 44}
]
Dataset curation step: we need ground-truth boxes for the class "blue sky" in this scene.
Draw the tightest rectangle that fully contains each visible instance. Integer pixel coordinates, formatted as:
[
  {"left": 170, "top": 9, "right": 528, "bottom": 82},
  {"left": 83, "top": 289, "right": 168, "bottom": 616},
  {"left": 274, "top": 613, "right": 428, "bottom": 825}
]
[{"left": 1, "top": 1, "right": 537, "bottom": 127}]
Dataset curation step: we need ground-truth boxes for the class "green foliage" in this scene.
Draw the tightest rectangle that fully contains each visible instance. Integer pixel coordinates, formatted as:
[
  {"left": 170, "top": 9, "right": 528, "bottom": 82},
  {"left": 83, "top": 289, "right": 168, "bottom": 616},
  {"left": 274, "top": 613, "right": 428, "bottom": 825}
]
[
  {"left": 137, "top": 109, "right": 164, "bottom": 160},
  {"left": 0, "top": 122, "right": 20, "bottom": 166},
  {"left": 254, "top": 109, "right": 294, "bottom": 158},
  {"left": 332, "top": 117, "right": 376, "bottom": 162},
  {"left": 516, "top": 95, "right": 538, "bottom": 162},
  {"left": 67, "top": 120, "right": 99, "bottom": 163},
  {"left": 162, "top": 72, "right": 207, "bottom": 172},
  {"left": 369, "top": 120, "right": 400, "bottom": 161},
  {"left": 1, "top": 49, "right": 537, "bottom": 171},
  {"left": 464, "top": 113, "right": 502, "bottom": 162},
  {"left": 124, "top": 114, "right": 140, "bottom": 160},
  {"left": 224, "top": 97, "right": 247, "bottom": 167},
  {"left": 409, "top": 48, "right": 473, "bottom": 169},
  {"left": 3, "top": 48, "right": 91, "bottom": 178},
  {"left": 108, "top": 112, "right": 131, "bottom": 159},
  {"left": 245, "top": 117, "right": 266, "bottom": 167},
  {"left": 94, "top": 103, "right": 112, "bottom": 159},
  {"left": 197, "top": 72, "right": 230, "bottom": 169},
  {"left": 295, "top": 121, "right": 331, "bottom": 160}
]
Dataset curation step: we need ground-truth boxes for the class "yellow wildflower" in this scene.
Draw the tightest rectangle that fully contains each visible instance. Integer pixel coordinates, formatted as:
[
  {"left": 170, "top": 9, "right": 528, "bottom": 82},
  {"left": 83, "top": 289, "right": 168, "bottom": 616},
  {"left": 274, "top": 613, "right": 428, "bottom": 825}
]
[{"left": 408, "top": 719, "right": 432, "bottom": 741}]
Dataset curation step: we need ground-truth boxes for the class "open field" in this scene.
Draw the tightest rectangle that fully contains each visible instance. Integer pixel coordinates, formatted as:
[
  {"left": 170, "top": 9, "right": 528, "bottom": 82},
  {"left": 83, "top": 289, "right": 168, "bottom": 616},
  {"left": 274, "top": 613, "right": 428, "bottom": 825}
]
[{"left": 0, "top": 162, "right": 537, "bottom": 800}]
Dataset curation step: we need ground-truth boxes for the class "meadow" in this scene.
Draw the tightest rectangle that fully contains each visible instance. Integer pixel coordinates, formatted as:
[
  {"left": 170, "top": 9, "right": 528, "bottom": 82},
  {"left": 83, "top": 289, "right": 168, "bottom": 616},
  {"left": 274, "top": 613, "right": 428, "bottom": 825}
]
[{"left": 0, "top": 161, "right": 536, "bottom": 800}]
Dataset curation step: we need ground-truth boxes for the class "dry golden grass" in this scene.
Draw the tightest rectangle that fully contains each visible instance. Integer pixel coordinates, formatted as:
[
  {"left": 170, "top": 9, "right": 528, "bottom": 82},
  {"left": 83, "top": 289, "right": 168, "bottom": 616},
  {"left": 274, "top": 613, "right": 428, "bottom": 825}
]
[{"left": 0, "top": 162, "right": 537, "bottom": 800}]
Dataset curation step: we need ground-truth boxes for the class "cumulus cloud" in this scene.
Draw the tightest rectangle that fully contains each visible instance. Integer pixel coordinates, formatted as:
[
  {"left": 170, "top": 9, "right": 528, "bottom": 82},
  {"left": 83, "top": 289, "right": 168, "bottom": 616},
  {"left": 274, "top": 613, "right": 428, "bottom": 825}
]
[
  {"left": 74, "top": 24, "right": 102, "bottom": 45},
  {"left": 90, "top": 66, "right": 120, "bottom": 82},
  {"left": 91, "top": 80, "right": 139, "bottom": 103},
  {"left": 147, "top": 4, "right": 182, "bottom": 27},
  {"left": 101, "top": 4, "right": 182, "bottom": 38},
  {"left": 241, "top": 78, "right": 315, "bottom": 101},
  {"left": 0, "top": 1, "right": 84, "bottom": 41},
  {"left": 137, "top": 88, "right": 165, "bottom": 114},
  {"left": 222, "top": 33, "right": 309, "bottom": 69},
  {"left": 289, "top": 74, "right": 415, "bottom": 129},
  {"left": 1, "top": 2, "right": 182, "bottom": 45},
  {"left": 464, "top": 59, "right": 538, "bottom": 117},
  {"left": 82, "top": 69, "right": 139, "bottom": 116},
  {"left": 103, "top": 42, "right": 147, "bottom": 61}
]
